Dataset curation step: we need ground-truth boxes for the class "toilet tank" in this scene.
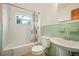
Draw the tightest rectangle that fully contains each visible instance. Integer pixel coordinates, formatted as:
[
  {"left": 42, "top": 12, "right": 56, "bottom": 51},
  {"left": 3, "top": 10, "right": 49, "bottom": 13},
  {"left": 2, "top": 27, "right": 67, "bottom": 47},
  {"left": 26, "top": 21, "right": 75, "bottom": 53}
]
[{"left": 41, "top": 36, "right": 50, "bottom": 48}]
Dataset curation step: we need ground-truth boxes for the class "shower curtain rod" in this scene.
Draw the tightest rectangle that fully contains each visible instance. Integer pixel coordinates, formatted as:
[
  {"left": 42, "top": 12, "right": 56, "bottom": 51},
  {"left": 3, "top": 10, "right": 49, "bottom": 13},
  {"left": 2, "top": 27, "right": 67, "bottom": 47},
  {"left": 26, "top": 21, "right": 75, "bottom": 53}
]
[{"left": 8, "top": 3, "right": 34, "bottom": 13}]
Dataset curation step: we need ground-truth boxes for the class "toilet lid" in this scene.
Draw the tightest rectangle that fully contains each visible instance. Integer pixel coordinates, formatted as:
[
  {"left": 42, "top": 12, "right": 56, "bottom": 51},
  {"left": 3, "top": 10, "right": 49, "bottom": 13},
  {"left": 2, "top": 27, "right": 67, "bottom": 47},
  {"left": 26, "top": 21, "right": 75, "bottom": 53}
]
[{"left": 32, "top": 45, "right": 44, "bottom": 52}]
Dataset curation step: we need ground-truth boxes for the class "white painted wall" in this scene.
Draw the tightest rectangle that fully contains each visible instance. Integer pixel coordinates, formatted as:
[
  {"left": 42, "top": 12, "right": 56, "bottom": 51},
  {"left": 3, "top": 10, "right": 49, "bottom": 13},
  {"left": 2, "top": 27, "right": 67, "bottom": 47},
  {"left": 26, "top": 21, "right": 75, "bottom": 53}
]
[
  {"left": 40, "top": 4, "right": 58, "bottom": 26},
  {"left": 2, "top": 4, "right": 9, "bottom": 49},
  {"left": 2, "top": 3, "right": 58, "bottom": 49},
  {"left": 0, "top": 4, "right": 1, "bottom": 23},
  {"left": 8, "top": 4, "right": 34, "bottom": 47},
  {"left": 12, "top": 3, "right": 58, "bottom": 26},
  {"left": 58, "top": 3, "right": 79, "bottom": 22}
]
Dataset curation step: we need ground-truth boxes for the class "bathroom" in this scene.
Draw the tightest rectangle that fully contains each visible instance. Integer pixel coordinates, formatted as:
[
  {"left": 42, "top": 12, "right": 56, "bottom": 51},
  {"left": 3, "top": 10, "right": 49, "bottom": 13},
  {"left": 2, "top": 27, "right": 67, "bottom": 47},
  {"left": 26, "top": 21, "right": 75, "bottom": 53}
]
[{"left": 0, "top": 3, "right": 79, "bottom": 56}]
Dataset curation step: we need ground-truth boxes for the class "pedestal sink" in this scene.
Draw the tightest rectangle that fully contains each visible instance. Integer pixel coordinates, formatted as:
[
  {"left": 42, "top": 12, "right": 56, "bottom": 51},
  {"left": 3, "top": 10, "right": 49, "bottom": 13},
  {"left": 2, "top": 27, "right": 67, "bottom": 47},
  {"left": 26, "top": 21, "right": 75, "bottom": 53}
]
[
  {"left": 50, "top": 37, "right": 79, "bottom": 56},
  {"left": 50, "top": 37, "right": 79, "bottom": 49}
]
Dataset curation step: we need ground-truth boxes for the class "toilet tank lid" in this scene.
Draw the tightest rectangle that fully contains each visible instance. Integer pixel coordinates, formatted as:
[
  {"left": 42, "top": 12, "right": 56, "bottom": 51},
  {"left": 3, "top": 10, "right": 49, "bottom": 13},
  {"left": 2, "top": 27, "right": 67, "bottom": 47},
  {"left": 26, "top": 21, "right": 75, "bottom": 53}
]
[{"left": 32, "top": 45, "right": 44, "bottom": 52}]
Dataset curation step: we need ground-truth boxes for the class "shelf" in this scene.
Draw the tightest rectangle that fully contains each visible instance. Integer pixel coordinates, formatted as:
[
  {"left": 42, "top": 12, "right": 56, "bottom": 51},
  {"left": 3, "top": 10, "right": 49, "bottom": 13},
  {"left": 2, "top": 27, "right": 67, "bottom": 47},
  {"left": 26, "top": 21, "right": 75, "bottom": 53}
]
[
  {"left": 52, "top": 19, "right": 79, "bottom": 25},
  {"left": 58, "top": 19, "right": 79, "bottom": 23}
]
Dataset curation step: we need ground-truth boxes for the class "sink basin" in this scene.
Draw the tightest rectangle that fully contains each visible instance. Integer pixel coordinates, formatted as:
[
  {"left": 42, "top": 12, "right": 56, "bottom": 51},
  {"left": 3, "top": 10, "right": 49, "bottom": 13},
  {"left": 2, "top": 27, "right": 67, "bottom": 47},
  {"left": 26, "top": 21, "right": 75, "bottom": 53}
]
[{"left": 50, "top": 37, "right": 79, "bottom": 49}]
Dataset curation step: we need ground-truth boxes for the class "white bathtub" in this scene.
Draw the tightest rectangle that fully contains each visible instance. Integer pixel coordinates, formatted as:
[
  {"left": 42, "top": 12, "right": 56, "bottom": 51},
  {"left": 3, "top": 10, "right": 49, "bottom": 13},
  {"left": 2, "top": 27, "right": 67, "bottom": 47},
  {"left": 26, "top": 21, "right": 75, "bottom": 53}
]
[{"left": 3, "top": 42, "right": 40, "bottom": 56}]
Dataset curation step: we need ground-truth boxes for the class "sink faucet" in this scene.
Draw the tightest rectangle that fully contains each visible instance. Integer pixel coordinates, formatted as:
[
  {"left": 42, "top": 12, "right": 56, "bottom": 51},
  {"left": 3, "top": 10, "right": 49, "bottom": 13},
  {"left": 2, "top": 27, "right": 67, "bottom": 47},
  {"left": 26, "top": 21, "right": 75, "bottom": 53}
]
[{"left": 64, "top": 37, "right": 72, "bottom": 40}]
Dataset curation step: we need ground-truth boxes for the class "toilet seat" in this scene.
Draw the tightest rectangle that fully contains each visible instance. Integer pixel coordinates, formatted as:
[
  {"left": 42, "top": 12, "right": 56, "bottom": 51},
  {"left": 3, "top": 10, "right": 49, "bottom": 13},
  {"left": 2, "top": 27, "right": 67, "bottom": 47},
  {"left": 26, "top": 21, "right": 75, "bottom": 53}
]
[
  {"left": 31, "top": 36, "right": 50, "bottom": 56},
  {"left": 32, "top": 45, "right": 45, "bottom": 55}
]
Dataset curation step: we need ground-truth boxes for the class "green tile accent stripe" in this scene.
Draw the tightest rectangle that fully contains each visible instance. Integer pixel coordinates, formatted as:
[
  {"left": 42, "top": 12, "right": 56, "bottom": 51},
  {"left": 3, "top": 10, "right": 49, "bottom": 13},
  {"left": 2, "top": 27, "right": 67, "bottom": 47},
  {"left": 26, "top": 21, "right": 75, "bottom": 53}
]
[{"left": 41, "top": 21, "right": 79, "bottom": 41}]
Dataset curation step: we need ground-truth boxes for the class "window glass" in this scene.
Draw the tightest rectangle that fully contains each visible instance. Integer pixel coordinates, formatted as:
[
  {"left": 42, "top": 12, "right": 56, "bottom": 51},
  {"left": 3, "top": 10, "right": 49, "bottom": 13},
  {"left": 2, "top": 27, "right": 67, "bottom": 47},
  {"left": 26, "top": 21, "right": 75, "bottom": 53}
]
[{"left": 16, "top": 14, "right": 32, "bottom": 24}]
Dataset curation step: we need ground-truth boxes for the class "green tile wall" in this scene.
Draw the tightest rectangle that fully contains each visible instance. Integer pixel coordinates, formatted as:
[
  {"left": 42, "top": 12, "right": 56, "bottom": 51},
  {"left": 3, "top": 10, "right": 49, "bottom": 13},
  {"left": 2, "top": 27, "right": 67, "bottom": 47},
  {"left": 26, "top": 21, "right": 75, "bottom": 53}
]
[
  {"left": 41, "top": 21, "right": 79, "bottom": 41},
  {"left": 41, "top": 21, "right": 79, "bottom": 56}
]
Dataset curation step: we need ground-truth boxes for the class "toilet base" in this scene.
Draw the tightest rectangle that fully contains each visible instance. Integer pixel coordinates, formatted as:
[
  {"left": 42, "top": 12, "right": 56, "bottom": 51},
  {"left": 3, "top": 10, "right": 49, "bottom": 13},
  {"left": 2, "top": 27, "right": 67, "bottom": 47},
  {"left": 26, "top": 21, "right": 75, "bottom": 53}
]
[{"left": 32, "top": 52, "right": 45, "bottom": 56}]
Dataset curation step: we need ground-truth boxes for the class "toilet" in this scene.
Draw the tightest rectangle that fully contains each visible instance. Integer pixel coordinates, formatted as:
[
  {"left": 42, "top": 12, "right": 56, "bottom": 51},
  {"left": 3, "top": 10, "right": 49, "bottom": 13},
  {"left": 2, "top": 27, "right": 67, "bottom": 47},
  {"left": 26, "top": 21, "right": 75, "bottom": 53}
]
[{"left": 31, "top": 36, "right": 50, "bottom": 56}]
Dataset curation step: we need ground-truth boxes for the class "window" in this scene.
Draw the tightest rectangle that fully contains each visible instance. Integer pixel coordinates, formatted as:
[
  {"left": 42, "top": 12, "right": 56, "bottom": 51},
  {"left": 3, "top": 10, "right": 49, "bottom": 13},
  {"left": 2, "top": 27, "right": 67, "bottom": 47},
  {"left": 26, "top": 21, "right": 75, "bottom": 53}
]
[{"left": 16, "top": 14, "right": 32, "bottom": 24}]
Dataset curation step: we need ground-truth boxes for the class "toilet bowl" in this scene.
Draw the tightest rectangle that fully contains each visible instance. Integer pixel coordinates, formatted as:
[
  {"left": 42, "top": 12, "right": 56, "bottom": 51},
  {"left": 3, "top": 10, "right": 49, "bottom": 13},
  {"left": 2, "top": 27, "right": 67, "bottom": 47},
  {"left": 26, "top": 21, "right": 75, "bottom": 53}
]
[
  {"left": 32, "top": 45, "right": 45, "bottom": 55},
  {"left": 31, "top": 36, "right": 50, "bottom": 56}
]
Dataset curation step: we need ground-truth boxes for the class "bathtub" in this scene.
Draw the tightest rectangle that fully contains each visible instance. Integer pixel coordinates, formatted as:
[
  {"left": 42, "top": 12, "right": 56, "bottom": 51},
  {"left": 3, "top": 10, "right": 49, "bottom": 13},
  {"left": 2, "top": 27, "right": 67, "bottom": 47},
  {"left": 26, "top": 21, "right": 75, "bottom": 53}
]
[{"left": 2, "top": 42, "right": 40, "bottom": 56}]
